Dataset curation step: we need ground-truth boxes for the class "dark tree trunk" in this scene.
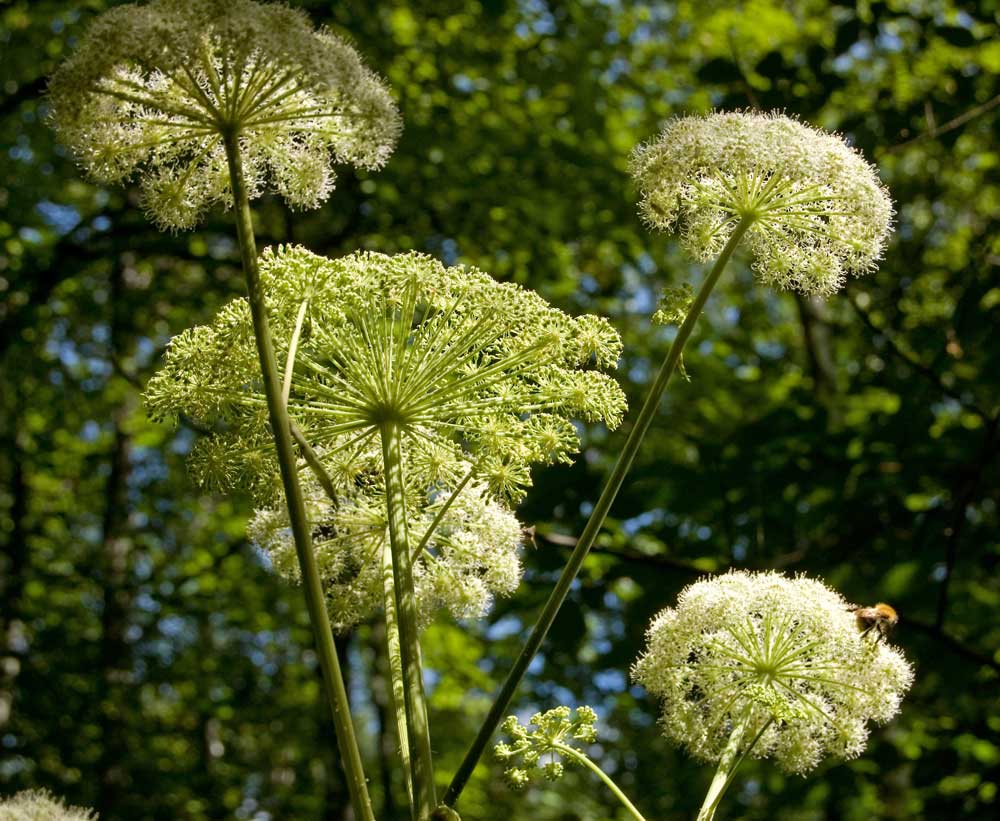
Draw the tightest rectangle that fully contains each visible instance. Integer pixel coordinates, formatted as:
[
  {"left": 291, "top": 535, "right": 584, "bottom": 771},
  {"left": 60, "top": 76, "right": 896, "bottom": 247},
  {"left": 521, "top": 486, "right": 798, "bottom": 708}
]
[{"left": 96, "top": 263, "right": 135, "bottom": 819}]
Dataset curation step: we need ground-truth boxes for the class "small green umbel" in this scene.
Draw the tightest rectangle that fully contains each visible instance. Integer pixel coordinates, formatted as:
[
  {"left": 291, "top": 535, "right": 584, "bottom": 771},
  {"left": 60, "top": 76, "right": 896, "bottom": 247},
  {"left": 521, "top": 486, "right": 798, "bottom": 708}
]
[
  {"left": 495, "top": 707, "right": 649, "bottom": 821},
  {"left": 48, "top": 0, "right": 400, "bottom": 229}
]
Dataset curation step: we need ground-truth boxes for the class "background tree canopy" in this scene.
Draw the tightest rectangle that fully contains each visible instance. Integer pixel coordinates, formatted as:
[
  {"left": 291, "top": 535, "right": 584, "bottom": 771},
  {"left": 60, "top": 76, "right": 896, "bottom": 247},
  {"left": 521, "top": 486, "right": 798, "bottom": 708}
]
[{"left": 1, "top": 1, "right": 998, "bottom": 819}]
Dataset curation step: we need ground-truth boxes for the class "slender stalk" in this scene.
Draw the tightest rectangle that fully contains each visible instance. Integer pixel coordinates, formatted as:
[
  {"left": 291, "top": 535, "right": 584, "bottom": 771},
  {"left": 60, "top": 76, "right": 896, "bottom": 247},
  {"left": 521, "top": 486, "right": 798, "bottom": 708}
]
[
  {"left": 289, "top": 421, "right": 339, "bottom": 503},
  {"left": 380, "top": 420, "right": 438, "bottom": 818},
  {"left": 552, "top": 744, "right": 649, "bottom": 821},
  {"left": 411, "top": 462, "right": 479, "bottom": 562},
  {"left": 222, "top": 132, "right": 375, "bottom": 821},
  {"left": 444, "top": 217, "right": 754, "bottom": 807},
  {"left": 282, "top": 298, "right": 309, "bottom": 406},
  {"left": 697, "top": 714, "right": 773, "bottom": 821}
]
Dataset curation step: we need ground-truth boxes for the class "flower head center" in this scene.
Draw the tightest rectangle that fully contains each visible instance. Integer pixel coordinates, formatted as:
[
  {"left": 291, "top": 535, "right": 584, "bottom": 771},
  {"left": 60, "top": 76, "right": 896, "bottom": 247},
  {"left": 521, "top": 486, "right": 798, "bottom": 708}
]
[{"left": 365, "top": 399, "right": 411, "bottom": 429}]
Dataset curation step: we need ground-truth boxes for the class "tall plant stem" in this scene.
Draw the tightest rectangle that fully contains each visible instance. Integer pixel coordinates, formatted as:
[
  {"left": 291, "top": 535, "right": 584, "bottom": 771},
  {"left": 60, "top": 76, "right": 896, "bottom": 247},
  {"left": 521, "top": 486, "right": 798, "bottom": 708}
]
[
  {"left": 379, "top": 421, "right": 437, "bottom": 819},
  {"left": 697, "top": 714, "right": 773, "bottom": 821},
  {"left": 382, "top": 543, "right": 416, "bottom": 815},
  {"left": 444, "top": 217, "right": 754, "bottom": 807},
  {"left": 222, "top": 133, "right": 375, "bottom": 821},
  {"left": 552, "top": 744, "right": 649, "bottom": 821}
]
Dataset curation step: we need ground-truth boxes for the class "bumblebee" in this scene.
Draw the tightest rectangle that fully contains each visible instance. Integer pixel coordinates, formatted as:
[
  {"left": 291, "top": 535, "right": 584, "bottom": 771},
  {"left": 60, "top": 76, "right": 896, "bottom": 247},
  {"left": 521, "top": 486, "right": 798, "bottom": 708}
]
[{"left": 851, "top": 602, "right": 899, "bottom": 641}]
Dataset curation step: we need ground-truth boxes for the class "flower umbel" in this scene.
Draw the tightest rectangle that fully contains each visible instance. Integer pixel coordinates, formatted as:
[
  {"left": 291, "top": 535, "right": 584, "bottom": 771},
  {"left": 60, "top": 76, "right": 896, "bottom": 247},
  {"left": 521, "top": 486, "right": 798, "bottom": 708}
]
[
  {"left": 48, "top": 0, "right": 400, "bottom": 229},
  {"left": 631, "top": 111, "right": 893, "bottom": 295},
  {"left": 145, "top": 246, "right": 627, "bottom": 503},
  {"left": 248, "top": 443, "right": 525, "bottom": 631},
  {"left": 495, "top": 706, "right": 599, "bottom": 789},
  {"left": 633, "top": 570, "right": 913, "bottom": 774},
  {"left": 0, "top": 790, "right": 97, "bottom": 821}
]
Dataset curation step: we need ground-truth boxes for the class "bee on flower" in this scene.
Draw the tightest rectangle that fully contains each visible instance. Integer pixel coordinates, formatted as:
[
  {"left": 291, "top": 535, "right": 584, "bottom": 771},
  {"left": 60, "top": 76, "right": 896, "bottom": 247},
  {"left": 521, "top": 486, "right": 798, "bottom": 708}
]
[
  {"left": 633, "top": 570, "right": 913, "bottom": 777},
  {"left": 852, "top": 601, "right": 900, "bottom": 641}
]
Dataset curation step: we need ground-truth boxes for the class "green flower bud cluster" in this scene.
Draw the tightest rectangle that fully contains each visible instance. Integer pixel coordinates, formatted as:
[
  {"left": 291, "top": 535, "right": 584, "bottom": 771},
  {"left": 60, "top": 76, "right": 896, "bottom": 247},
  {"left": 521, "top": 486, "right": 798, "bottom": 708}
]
[
  {"left": 145, "top": 245, "right": 627, "bottom": 504},
  {"left": 495, "top": 706, "right": 599, "bottom": 790},
  {"left": 48, "top": 0, "right": 400, "bottom": 229},
  {"left": 632, "top": 570, "right": 914, "bottom": 774},
  {"left": 0, "top": 790, "right": 97, "bottom": 821},
  {"left": 632, "top": 111, "right": 894, "bottom": 296}
]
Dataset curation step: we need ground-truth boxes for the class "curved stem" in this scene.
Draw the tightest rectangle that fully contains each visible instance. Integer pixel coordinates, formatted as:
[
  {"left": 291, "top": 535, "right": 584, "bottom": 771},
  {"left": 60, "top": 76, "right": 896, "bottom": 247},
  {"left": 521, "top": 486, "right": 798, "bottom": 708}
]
[
  {"left": 411, "top": 461, "right": 479, "bottom": 562},
  {"left": 697, "top": 715, "right": 774, "bottom": 821},
  {"left": 443, "top": 217, "right": 754, "bottom": 808},
  {"left": 380, "top": 421, "right": 438, "bottom": 818},
  {"left": 282, "top": 298, "right": 309, "bottom": 407},
  {"left": 222, "top": 133, "right": 375, "bottom": 821},
  {"left": 552, "top": 744, "right": 649, "bottom": 821}
]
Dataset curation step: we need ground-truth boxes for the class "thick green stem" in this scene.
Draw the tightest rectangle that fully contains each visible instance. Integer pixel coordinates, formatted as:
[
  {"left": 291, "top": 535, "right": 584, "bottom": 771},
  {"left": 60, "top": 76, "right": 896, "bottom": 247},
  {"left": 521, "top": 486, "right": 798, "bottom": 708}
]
[
  {"left": 382, "top": 542, "right": 416, "bottom": 815},
  {"left": 697, "top": 714, "right": 773, "bottom": 821},
  {"left": 380, "top": 421, "right": 437, "bottom": 818},
  {"left": 444, "top": 218, "right": 754, "bottom": 808},
  {"left": 553, "top": 744, "right": 648, "bottom": 821},
  {"left": 222, "top": 133, "right": 375, "bottom": 821}
]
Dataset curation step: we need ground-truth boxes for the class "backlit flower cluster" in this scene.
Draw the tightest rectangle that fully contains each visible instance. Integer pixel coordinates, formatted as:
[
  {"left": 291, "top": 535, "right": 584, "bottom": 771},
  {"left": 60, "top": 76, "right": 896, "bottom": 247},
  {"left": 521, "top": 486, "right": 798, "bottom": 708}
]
[
  {"left": 0, "top": 790, "right": 97, "bottom": 821},
  {"left": 495, "top": 706, "right": 598, "bottom": 789},
  {"left": 631, "top": 111, "right": 893, "bottom": 295},
  {"left": 48, "top": 0, "right": 400, "bottom": 229},
  {"left": 632, "top": 570, "right": 913, "bottom": 774},
  {"left": 248, "top": 441, "right": 525, "bottom": 631},
  {"left": 145, "top": 246, "right": 627, "bottom": 504}
]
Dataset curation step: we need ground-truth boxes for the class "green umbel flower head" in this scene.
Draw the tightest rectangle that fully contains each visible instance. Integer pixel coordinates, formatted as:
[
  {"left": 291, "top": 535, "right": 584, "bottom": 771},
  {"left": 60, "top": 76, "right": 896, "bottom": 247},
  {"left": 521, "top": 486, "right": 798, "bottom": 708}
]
[
  {"left": 633, "top": 570, "right": 913, "bottom": 774},
  {"left": 0, "top": 790, "right": 97, "bottom": 821},
  {"left": 495, "top": 706, "right": 599, "bottom": 789},
  {"left": 48, "top": 0, "right": 400, "bottom": 229},
  {"left": 248, "top": 442, "right": 525, "bottom": 631},
  {"left": 146, "top": 245, "right": 627, "bottom": 503},
  {"left": 631, "top": 111, "right": 893, "bottom": 295}
]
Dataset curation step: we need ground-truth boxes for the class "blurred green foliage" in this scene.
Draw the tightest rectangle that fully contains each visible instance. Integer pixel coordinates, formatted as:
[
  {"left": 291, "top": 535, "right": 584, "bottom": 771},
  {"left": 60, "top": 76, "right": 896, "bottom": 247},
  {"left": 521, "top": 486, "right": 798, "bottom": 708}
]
[{"left": 1, "top": 1, "right": 998, "bottom": 819}]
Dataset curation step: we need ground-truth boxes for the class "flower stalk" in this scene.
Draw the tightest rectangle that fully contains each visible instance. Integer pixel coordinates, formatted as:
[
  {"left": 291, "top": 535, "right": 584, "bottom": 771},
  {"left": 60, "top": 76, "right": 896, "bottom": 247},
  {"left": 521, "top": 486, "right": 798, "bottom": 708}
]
[
  {"left": 379, "top": 420, "right": 438, "bottom": 818},
  {"left": 382, "top": 540, "right": 416, "bottom": 812},
  {"left": 443, "top": 217, "right": 753, "bottom": 808},
  {"left": 696, "top": 714, "right": 773, "bottom": 821},
  {"left": 550, "top": 743, "right": 649, "bottom": 821},
  {"left": 222, "top": 132, "right": 375, "bottom": 821}
]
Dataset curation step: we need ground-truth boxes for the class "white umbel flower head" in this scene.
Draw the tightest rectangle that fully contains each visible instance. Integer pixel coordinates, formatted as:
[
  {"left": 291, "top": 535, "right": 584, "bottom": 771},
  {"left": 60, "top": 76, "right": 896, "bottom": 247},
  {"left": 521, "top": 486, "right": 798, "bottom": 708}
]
[
  {"left": 145, "top": 246, "right": 626, "bottom": 504},
  {"left": 0, "top": 790, "right": 97, "bottom": 821},
  {"left": 633, "top": 570, "right": 913, "bottom": 774},
  {"left": 48, "top": 0, "right": 401, "bottom": 229},
  {"left": 248, "top": 443, "right": 525, "bottom": 631},
  {"left": 631, "top": 111, "right": 893, "bottom": 296}
]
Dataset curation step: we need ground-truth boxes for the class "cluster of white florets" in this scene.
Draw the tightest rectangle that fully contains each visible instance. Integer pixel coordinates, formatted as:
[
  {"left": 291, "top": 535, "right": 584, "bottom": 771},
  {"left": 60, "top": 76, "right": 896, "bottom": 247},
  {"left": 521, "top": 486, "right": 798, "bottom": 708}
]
[
  {"left": 247, "top": 443, "right": 524, "bottom": 631},
  {"left": 48, "top": 0, "right": 400, "bottom": 229},
  {"left": 0, "top": 790, "right": 97, "bottom": 821},
  {"left": 631, "top": 111, "right": 893, "bottom": 295},
  {"left": 633, "top": 570, "right": 913, "bottom": 774}
]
